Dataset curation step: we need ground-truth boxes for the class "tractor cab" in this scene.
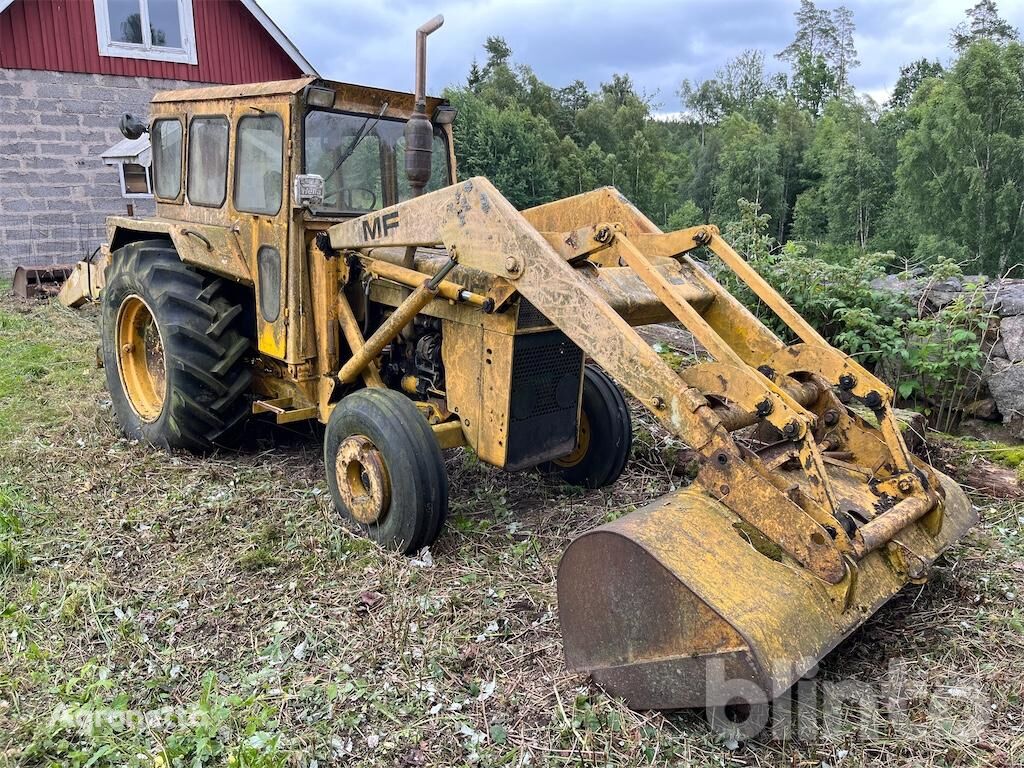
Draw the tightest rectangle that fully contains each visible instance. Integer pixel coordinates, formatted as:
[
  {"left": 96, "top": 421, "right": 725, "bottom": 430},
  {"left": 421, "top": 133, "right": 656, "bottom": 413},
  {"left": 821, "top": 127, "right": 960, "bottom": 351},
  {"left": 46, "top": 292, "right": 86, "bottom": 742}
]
[{"left": 106, "top": 77, "right": 457, "bottom": 365}]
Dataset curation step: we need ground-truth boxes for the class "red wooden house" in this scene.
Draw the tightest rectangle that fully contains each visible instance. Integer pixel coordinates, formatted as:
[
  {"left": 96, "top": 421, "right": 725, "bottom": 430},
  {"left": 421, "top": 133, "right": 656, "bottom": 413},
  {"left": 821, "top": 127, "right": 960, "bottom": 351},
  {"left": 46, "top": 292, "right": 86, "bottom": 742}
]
[{"left": 0, "top": 0, "right": 318, "bottom": 274}]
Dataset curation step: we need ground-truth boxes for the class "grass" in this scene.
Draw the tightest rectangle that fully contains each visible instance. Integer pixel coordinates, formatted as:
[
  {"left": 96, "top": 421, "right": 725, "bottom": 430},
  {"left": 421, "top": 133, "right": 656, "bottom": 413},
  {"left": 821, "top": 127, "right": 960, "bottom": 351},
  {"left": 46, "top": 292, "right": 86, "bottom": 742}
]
[{"left": 0, "top": 293, "right": 1022, "bottom": 767}]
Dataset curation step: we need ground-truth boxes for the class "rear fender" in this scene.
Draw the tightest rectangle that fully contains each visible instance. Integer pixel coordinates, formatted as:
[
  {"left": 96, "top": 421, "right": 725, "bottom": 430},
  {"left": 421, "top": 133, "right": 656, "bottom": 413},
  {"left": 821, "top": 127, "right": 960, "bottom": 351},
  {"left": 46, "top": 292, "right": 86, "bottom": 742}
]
[{"left": 106, "top": 217, "right": 252, "bottom": 285}]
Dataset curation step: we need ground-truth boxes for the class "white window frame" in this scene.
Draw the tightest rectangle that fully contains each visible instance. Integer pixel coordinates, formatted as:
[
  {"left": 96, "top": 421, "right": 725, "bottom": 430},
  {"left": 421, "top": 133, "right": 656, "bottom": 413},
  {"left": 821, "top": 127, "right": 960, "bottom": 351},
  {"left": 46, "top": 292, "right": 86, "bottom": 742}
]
[
  {"left": 93, "top": 0, "right": 198, "bottom": 65},
  {"left": 117, "top": 162, "right": 154, "bottom": 200}
]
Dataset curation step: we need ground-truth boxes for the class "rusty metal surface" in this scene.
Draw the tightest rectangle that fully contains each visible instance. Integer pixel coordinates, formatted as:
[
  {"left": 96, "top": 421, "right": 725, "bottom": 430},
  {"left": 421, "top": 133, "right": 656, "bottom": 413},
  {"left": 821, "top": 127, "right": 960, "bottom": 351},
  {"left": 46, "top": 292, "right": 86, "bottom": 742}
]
[
  {"left": 559, "top": 471, "right": 976, "bottom": 708},
  {"left": 12, "top": 265, "right": 74, "bottom": 299},
  {"left": 327, "top": 176, "right": 977, "bottom": 708}
]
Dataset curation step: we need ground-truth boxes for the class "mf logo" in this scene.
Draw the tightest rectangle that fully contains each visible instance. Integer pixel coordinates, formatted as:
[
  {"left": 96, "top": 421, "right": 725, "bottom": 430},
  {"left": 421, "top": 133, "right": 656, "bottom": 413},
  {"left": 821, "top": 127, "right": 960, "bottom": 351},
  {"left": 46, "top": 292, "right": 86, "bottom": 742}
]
[{"left": 361, "top": 211, "right": 400, "bottom": 241}]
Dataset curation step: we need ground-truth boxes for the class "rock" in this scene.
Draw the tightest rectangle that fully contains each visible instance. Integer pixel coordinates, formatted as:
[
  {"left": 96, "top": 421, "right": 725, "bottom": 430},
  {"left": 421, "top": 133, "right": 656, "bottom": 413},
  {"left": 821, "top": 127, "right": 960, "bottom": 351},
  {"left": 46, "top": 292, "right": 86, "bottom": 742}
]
[
  {"left": 983, "top": 356, "right": 1012, "bottom": 380},
  {"left": 922, "top": 277, "right": 963, "bottom": 310},
  {"left": 987, "top": 363, "right": 1024, "bottom": 438},
  {"left": 986, "top": 280, "right": 1024, "bottom": 316},
  {"left": 870, "top": 275, "right": 922, "bottom": 304},
  {"left": 999, "top": 316, "right": 1024, "bottom": 361},
  {"left": 963, "top": 398, "right": 1000, "bottom": 421}
]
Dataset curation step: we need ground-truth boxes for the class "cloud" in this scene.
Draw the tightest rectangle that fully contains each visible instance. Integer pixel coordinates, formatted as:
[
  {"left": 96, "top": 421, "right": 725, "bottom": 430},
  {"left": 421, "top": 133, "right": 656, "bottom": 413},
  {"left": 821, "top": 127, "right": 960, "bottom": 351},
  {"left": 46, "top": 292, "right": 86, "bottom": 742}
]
[{"left": 260, "top": 0, "right": 1024, "bottom": 108}]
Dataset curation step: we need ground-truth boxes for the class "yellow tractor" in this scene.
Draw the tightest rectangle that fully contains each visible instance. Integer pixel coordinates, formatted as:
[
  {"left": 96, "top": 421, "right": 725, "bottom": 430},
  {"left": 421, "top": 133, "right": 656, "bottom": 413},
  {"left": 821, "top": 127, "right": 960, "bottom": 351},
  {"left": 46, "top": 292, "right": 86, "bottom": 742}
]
[{"left": 93, "top": 17, "right": 976, "bottom": 709}]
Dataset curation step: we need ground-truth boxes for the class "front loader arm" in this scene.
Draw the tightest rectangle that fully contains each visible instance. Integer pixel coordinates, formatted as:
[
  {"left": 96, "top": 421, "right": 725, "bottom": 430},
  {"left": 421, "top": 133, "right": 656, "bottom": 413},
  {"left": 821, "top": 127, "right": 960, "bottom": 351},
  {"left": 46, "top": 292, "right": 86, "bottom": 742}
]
[{"left": 329, "top": 177, "right": 849, "bottom": 583}]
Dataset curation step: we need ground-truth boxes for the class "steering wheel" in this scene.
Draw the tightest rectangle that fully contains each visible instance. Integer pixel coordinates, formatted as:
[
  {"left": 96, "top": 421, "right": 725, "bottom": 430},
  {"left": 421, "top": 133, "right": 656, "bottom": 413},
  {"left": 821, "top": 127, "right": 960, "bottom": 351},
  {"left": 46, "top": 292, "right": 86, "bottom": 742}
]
[{"left": 322, "top": 186, "right": 378, "bottom": 211}]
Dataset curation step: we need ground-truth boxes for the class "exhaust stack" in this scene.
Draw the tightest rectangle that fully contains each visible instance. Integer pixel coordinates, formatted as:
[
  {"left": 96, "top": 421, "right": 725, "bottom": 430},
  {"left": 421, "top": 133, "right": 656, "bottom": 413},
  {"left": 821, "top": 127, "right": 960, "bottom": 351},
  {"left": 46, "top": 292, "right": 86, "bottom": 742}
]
[{"left": 404, "top": 14, "right": 444, "bottom": 198}]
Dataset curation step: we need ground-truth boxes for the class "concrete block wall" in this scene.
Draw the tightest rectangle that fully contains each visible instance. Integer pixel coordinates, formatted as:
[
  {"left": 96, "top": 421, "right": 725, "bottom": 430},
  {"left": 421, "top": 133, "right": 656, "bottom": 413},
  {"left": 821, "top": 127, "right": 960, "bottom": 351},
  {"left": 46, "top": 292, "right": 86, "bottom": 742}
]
[{"left": 0, "top": 68, "right": 204, "bottom": 276}]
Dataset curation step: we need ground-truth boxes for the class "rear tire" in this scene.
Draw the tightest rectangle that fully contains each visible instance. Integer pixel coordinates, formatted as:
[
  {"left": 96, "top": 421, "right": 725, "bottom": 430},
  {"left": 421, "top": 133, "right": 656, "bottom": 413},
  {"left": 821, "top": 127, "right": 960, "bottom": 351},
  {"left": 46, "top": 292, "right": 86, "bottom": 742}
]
[
  {"left": 100, "top": 239, "right": 253, "bottom": 451},
  {"left": 547, "top": 365, "right": 632, "bottom": 489},
  {"left": 324, "top": 388, "right": 448, "bottom": 554}
]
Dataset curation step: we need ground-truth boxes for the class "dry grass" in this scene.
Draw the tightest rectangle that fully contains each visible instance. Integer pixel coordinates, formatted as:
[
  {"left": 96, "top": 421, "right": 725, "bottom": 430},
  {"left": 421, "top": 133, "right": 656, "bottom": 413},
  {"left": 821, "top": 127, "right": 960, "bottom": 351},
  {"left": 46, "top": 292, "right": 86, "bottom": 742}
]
[{"left": 0, "top": 294, "right": 1021, "bottom": 767}]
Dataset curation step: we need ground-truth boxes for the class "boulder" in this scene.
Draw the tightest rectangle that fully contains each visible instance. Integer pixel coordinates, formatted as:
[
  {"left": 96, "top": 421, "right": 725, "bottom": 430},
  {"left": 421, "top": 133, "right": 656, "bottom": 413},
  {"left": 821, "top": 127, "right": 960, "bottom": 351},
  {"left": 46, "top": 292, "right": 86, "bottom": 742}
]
[
  {"left": 963, "top": 397, "right": 1001, "bottom": 421},
  {"left": 987, "top": 362, "right": 1024, "bottom": 438},
  {"left": 986, "top": 280, "right": 1024, "bottom": 316},
  {"left": 999, "top": 315, "right": 1024, "bottom": 361},
  {"left": 921, "top": 277, "right": 963, "bottom": 310}
]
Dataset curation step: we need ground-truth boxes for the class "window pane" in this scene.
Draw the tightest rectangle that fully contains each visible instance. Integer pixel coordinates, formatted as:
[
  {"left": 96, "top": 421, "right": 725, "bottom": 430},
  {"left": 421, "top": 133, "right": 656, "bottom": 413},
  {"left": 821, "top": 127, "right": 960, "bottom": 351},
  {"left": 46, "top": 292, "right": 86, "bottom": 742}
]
[
  {"left": 304, "top": 110, "right": 452, "bottom": 212},
  {"left": 151, "top": 119, "right": 182, "bottom": 199},
  {"left": 147, "top": 0, "right": 182, "bottom": 48},
  {"left": 122, "top": 163, "right": 150, "bottom": 194},
  {"left": 235, "top": 115, "right": 284, "bottom": 215},
  {"left": 304, "top": 111, "right": 382, "bottom": 212},
  {"left": 107, "top": 0, "right": 144, "bottom": 44},
  {"left": 396, "top": 132, "right": 451, "bottom": 201},
  {"left": 187, "top": 117, "right": 229, "bottom": 206}
]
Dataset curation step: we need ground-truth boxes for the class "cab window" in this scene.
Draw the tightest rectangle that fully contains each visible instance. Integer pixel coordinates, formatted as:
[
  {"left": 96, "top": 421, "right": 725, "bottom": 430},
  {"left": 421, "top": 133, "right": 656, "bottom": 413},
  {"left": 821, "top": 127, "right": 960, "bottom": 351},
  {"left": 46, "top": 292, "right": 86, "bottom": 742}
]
[
  {"left": 234, "top": 114, "right": 284, "bottom": 215},
  {"left": 187, "top": 116, "right": 229, "bottom": 207},
  {"left": 151, "top": 118, "right": 183, "bottom": 199},
  {"left": 304, "top": 110, "right": 450, "bottom": 214}
]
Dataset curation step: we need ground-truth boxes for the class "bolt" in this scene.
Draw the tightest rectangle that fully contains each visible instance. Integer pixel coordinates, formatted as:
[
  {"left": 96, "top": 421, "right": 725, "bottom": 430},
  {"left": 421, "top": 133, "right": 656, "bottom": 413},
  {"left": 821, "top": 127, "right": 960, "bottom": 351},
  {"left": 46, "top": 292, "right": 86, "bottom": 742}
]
[
  {"left": 897, "top": 477, "right": 913, "bottom": 493},
  {"left": 782, "top": 420, "right": 800, "bottom": 438},
  {"left": 823, "top": 408, "right": 840, "bottom": 427},
  {"left": 757, "top": 365, "right": 775, "bottom": 381},
  {"left": 755, "top": 398, "right": 773, "bottom": 418},
  {"left": 839, "top": 374, "right": 857, "bottom": 391},
  {"left": 865, "top": 391, "right": 883, "bottom": 410},
  {"left": 595, "top": 225, "right": 613, "bottom": 244},
  {"left": 653, "top": 396, "right": 666, "bottom": 410},
  {"left": 504, "top": 256, "right": 520, "bottom": 274},
  {"left": 121, "top": 343, "right": 134, "bottom": 354}
]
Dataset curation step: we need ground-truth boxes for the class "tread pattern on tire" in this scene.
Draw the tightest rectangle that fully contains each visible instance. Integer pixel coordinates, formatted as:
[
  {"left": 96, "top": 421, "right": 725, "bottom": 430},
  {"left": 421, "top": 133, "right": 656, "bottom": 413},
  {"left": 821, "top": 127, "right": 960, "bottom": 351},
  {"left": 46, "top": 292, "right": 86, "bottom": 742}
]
[
  {"left": 101, "top": 239, "right": 253, "bottom": 452},
  {"left": 548, "top": 364, "right": 633, "bottom": 489}
]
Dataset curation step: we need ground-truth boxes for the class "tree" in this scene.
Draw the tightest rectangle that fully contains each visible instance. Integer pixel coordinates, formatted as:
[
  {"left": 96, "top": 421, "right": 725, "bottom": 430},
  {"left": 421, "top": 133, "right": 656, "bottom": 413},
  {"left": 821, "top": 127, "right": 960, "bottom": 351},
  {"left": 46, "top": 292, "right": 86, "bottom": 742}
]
[
  {"left": 481, "top": 36, "right": 512, "bottom": 75},
  {"left": 951, "top": 0, "right": 1019, "bottom": 51},
  {"left": 886, "top": 59, "right": 944, "bottom": 110},
  {"left": 466, "top": 59, "right": 483, "bottom": 92},
  {"left": 830, "top": 6, "right": 860, "bottom": 92},
  {"left": 679, "top": 78, "right": 725, "bottom": 145},
  {"left": 897, "top": 40, "right": 1024, "bottom": 273},
  {"left": 680, "top": 50, "right": 778, "bottom": 132},
  {"left": 773, "top": 97, "right": 813, "bottom": 239},
  {"left": 778, "top": 0, "right": 837, "bottom": 65},
  {"left": 790, "top": 50, "right": 837, "bottom": 116},
  {"left": 804, "top": 99, "right": 888, "bottom": 248},
  {"left": 713, "top": 113, "right": 782, "bottom": 222}
]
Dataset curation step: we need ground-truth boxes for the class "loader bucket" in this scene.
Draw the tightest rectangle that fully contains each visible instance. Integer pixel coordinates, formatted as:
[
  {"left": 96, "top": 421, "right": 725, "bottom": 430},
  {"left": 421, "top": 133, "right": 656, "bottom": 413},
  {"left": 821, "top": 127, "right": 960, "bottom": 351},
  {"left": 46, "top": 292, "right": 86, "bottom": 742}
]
[
  {"left": 13, "top": 264, "right": 74, "bottom": 299},
  {"left": 558, "top": 469, "right": 976, "bottom": 710}
]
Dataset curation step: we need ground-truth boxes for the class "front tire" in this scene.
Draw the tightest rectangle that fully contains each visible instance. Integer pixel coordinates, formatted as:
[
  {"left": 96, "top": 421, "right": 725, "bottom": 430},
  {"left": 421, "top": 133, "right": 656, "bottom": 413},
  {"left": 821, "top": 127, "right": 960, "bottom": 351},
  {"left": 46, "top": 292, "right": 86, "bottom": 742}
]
[
  {"left": 100, "top": 239, "right": 253, "bottom": 451},
  {"left": 324, "top": 388, "right": 448, "bottom": 554},
  {"left": 548, "top": 365, "right": 632, "bottom": 489}
]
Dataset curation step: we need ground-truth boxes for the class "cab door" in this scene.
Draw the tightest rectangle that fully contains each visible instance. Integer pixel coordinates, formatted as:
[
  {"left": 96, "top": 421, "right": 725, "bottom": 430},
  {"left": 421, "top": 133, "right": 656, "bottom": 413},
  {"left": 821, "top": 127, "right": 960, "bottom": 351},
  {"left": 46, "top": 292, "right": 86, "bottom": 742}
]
[{"left": 229, "top": 100, "right": 291, "bottom": 361}]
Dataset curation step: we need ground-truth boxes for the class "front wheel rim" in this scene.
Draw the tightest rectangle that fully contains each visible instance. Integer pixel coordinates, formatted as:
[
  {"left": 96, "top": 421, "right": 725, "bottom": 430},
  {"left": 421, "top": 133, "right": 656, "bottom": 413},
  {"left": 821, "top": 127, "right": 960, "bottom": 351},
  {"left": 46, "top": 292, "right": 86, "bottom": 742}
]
[
  {"left": 335, "top": 434, "right": 392, "bottom": 524},
  {"left": 116, "top": 295, "right": 167, "bottom": 423},
  {"left": 554, "top": 411, "right": 591, "bottom": 469}
]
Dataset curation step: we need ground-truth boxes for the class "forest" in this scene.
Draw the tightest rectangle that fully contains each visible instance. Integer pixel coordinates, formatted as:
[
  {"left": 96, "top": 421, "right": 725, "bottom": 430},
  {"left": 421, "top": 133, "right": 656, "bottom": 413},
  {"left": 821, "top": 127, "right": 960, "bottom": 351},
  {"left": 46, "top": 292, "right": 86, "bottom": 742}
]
[
  {"left": 442, "top": 0, "right": 1024, "bottom": 426},
  {"left": 446, "top": 0, "right": 1024, "bottom": 280}
]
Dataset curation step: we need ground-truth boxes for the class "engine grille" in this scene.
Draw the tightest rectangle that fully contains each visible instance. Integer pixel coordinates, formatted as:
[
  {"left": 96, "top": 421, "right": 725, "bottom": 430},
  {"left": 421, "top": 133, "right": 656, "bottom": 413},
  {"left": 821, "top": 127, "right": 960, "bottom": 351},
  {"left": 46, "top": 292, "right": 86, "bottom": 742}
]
[
  {"left": 505, "top": 330, "right": 583, "bottom": 470},
  {"left": 516, "top": 298, "right": 553, "bottom": 329}
]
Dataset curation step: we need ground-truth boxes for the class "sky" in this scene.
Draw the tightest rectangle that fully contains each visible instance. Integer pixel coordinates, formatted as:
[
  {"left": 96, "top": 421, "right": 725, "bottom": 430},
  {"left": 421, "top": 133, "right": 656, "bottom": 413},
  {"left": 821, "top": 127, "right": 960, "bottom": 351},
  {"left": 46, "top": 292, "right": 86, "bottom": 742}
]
[{"left": 260, "top": 0, "right": 1024, "bottom": 112}]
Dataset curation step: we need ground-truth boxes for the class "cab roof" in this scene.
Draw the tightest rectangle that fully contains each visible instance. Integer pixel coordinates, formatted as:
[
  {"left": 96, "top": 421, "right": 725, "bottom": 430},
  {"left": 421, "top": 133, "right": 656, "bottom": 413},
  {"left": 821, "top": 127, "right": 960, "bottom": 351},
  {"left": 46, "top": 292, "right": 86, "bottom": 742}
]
[{"left": 151, "top": 77, "right": 447, "bottom": 118}]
